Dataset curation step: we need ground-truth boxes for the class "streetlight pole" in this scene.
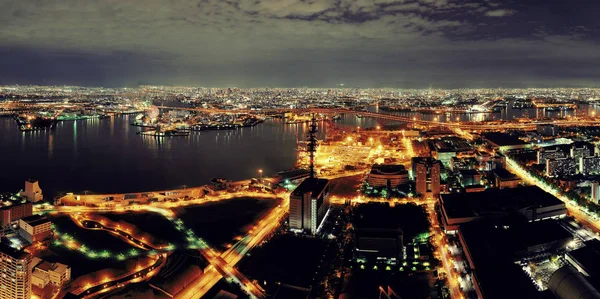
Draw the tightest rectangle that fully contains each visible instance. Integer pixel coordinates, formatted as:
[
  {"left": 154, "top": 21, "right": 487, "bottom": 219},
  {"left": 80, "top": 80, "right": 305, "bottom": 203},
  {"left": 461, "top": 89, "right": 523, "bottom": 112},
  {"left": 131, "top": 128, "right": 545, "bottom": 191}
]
[{"left": 258, "top": 169, "right": 263, "bottom": 184}]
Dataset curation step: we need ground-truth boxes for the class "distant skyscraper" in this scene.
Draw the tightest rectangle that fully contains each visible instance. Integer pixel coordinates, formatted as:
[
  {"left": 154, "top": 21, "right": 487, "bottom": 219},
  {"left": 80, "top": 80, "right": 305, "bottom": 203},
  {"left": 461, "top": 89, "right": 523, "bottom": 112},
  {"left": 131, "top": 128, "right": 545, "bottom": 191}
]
[
  {"left": 412, "top": 157, "right": 442, "bottom": 198},
  {"left": 0, "top": 244, "right": 31, "bottom": 299}
]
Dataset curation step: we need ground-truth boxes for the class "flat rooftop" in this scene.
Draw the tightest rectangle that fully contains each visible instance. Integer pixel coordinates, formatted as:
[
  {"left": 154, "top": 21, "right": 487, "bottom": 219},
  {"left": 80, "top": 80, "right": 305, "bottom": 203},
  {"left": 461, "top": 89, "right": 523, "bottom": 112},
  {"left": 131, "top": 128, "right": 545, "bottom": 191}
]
[
  {"left": 0, "top": 242, "right": 30, "bottom": 260},
  {"left": 459, "top": 221, "right": 548, "bottom": 299},
  {"left": 493, "top": 168, "right": 520, "bottom": 180},
  {"left": 277, "top": 168, "right": 311, "bottom": 179},
  {"left": 20, "top": 214, "right": 50, "bottom": 226},
  {"left": 483, "top": 132, "right": 528, "bottom": 146},
  {"left": 441, "top": 186, "right": 564, "bottom": 219},
  {"left": 291, "top": 177, "right": 329, "bottom": 197},
  {"left": 370, "top": 164, "right": 407, "bottom": 175},
  {"left": 568, "top": 240, "right": 600, "bottom": 282}
]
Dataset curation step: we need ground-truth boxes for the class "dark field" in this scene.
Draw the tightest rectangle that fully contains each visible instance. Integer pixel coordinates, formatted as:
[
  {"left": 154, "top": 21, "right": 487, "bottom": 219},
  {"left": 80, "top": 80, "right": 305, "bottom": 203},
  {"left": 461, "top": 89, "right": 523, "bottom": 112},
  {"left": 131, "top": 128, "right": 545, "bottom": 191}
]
[
  {"left": 101, "top": 211, "right": 188, "bottom": 245},
  {"left": 179, "top": 197, "right": 281, "bottom": 250},
  {"left": 48, "top": 214, "right": 136, "bottom": 253}
]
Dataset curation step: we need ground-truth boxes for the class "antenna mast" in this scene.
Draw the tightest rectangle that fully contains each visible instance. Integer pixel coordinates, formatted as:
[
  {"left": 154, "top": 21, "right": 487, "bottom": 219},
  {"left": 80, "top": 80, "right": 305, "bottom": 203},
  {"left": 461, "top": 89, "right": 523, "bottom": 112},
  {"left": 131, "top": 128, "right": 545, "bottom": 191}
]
[{"left": 307, "top": 114, "right": 318, "bottom": 179}]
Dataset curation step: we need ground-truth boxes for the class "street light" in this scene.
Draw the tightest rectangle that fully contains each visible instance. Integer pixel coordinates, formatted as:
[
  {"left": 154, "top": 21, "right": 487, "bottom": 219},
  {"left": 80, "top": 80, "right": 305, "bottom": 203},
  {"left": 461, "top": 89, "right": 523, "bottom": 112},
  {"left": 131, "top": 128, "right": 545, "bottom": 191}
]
[{"left": 258, "top": 169, "right": 263, "bottom": 184}]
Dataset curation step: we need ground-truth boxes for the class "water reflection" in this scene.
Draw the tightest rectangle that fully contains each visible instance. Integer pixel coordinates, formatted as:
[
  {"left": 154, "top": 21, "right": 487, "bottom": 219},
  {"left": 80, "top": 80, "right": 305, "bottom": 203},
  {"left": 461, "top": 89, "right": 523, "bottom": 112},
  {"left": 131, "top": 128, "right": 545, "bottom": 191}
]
[{"left": 0, "top": 104, "right": 596, "bottom": 198}]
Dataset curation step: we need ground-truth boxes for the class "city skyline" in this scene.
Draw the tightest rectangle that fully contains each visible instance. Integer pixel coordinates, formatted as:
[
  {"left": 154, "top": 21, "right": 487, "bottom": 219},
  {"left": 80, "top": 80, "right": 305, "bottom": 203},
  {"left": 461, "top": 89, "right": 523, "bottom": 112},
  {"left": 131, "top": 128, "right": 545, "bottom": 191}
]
[{"left": 1, "top": 0, "right": 599, "bottom": 88}]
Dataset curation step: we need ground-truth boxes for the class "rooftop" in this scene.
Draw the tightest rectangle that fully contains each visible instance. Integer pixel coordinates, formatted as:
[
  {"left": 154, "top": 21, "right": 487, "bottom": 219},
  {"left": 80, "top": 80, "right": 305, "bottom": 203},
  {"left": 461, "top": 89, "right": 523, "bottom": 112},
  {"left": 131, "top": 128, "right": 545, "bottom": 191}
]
[
  {"left": 370, "top": 164, "right": 407, "bottom": 175},
  {"left": 441, "top": 186, "right": 564, "bottom": 219},
  {"left": 0, "top": 242, "right": 30, "bottom": 260},
  {"left": 493, "top": 168, "right": 520, "bottom": 180},
  {"left": 291, "top": 177, "right": 329, "bottom": 197},
  {"left": 20, "top": 214, "right": 50, "bottom": 226},
  {"left": 568, "top": 240, "right": 600, "bottom": 282},
  {"left": 459, "top": 221, "right": 548, "bottom": 299},
  {"left": 483, "top": 132, "right": 528, "bottom": 147}
]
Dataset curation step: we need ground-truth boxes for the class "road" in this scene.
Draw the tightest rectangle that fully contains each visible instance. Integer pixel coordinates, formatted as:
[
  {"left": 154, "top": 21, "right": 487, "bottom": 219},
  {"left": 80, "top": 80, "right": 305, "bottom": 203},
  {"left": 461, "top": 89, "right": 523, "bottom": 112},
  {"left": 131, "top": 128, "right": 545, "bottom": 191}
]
[
  {"left": 46, "top": 192, "right": 285, "bottom": 299},
  {"left": 505, "top": 155, "right": 600, "bottom": 239},
  {"left": 78, "top": 254, "right": 166, "bottom": 299},
  {"left": 176, "top": 197, "right": 288, "bottom": 299}
]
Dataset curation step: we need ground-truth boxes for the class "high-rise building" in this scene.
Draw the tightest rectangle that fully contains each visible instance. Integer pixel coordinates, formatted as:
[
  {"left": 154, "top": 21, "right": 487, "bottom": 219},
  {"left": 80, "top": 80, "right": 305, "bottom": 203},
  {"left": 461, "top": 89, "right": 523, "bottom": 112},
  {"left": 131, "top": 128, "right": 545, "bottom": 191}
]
[
  {"left": 412, "top": 157, "right": 442, "bottom": 198},
  {"left": 571, "top": 143, "right": 592, "bottom": 159},
  {"left": 591, "top": 182, "right": 600, "bottom": 204},
  {"left": 23, "top": 180, "right": 43, "bottom": 203},
  {"left": 0, "top": 198, "right": 33, "bottom": 227},
  {"left": 0, "top": 244, "right": 31, "bottom": 299},
  {"left": 546, "top": 157, "right": 578, "bottom": 177},
  {"left": 289, "top": 178, "right": 331, "bottom": 235},
  {"left": 580, "top": 156, "right": 600, "bottom": 175},
  {"left": 537, "top": 147, "right": 565, "bottom": 164}
]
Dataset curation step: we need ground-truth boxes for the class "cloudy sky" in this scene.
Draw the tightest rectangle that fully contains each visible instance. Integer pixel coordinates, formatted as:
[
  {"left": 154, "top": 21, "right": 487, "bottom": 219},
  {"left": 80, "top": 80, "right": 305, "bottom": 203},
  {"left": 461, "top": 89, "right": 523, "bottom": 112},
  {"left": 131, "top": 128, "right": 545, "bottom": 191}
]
[{"left": 0, "top": 0, "right": 599, "bottom": 88}]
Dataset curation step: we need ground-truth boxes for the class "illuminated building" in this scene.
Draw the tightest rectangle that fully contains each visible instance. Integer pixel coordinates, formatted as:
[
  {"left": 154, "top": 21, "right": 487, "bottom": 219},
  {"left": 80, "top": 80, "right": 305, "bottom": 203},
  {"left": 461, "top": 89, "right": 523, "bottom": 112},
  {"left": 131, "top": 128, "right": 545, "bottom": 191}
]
[
  {"left": 440, "top": 186, "right": 567, "bottom": 232},
  {"left": 459, "top": 169, "right": 482, "bottom": 187},
  {"left": 591, "top": 182, "right": 600, "bottom": 204},
  {"left": 0, "top": 244, "right": 31, "bottom": 299},
  {"left": 536, "top": 124, "right": 558, "bottom": 136},
  {"left": 31, "top": 261, "right": 71, "bottom": 287},
  {"left": 366, "top": 164, "right": 409, "bottom": 188},
  {"left": 353, "top": 228, "right": 403, "bottom": 265},
  {"left": 18, "top": 215, "right": 52, "bottom": 243},
  {"left": 289, "top": 178, "right": 331, "bottom": 235},
  {"left": 546, "top": 157, "right": 578, "bottom": 177},
  {"left": 579, "top": 156, "right": 600, "bottom": 175},
  {"left": 570, "top": 143, "right": 592, "bottom": 159},
  {"left": 0, "top": 197, "right": 33, "bottom": 227},
  {"left": 412, "top": 157, "right": 442, "bottom": 198},
  {"left": 22, "top": 180, "right": 43, "bottom": 203},
  {"left": 537, "top": 147, "right": 565, "bottom": 164},
  {"left": 493, "top": 168, "right": 522, "bottom": 189}
]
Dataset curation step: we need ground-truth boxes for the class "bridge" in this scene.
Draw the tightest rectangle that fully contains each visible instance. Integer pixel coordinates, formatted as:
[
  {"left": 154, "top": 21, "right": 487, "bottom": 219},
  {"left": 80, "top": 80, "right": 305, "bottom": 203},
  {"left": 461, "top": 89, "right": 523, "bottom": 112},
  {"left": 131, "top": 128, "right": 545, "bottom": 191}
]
[{"left": 158, "top": 106, "right": 600, "bottom": 130}]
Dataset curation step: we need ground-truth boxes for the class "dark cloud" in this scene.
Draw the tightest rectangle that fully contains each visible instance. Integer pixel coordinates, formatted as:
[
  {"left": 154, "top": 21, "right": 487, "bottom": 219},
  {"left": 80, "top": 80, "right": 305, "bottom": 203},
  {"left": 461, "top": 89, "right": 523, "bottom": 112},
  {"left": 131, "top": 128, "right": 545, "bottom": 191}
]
[{"left": 0, "top": 0, "right": 598, "bottom": 87}]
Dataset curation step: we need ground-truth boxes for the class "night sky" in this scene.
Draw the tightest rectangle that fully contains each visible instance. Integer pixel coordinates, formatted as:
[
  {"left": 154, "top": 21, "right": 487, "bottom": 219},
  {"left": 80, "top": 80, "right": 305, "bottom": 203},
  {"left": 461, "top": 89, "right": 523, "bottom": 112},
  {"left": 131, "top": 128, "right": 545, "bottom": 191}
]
[{"left": 1, "top": 0, "right": 599, "bottom": 88}]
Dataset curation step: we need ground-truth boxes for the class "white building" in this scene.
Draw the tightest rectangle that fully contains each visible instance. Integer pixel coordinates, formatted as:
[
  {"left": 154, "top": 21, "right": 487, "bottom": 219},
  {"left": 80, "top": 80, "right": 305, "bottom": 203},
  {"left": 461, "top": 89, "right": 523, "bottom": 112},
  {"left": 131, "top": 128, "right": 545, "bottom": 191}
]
[
  {"left": 18, "top": 215, "right": 52, "bottom": 243},
  {"left": 33, "top": 261, "right": 71, "bottom": 287},
  {"left": 289, "top": 178, "right": 331, "bottom": 235},
  {"left": 592, "top": 182, "right": 600, "bottom": 204}
]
